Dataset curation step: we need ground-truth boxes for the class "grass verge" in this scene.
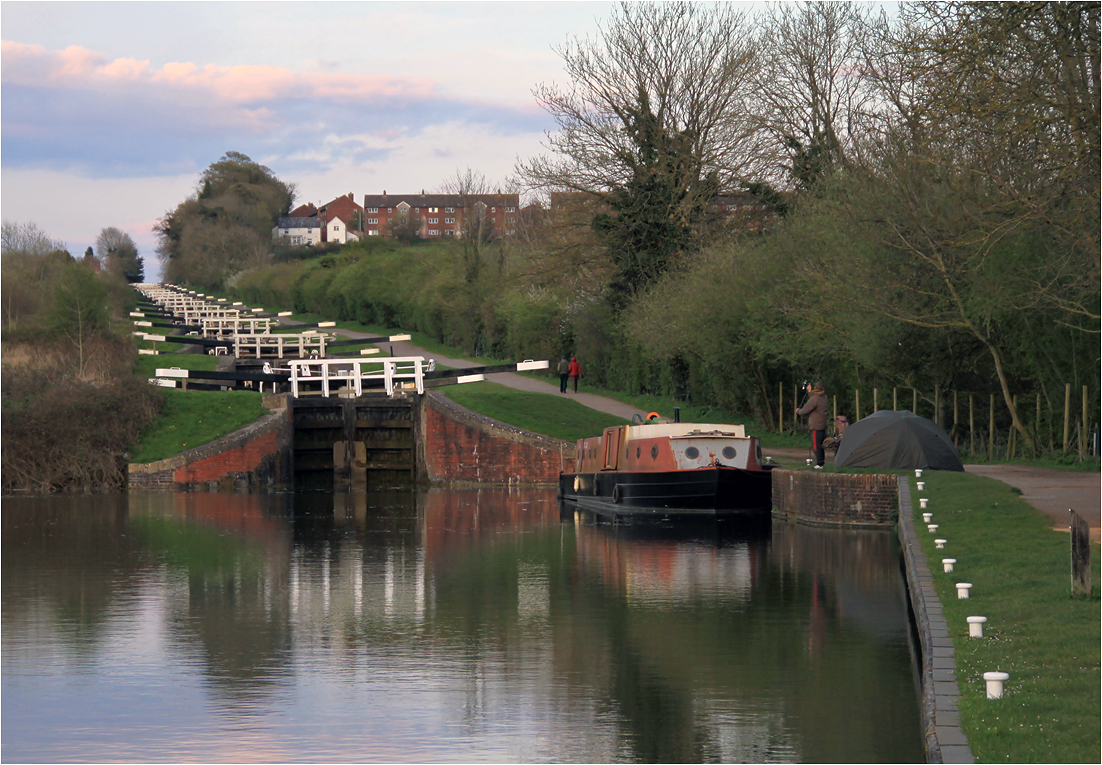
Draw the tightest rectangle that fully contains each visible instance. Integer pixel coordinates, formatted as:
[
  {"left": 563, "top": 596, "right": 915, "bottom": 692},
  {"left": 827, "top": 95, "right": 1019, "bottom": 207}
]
[
  {"left": 441, "top": 382, "right": 629, "bottom": 443},
  {"left": 911, "top": 471, "right": 1100, "bottom": 763},
  {"left": 131, "top": 348, "right": 269, "bottom": 464}
]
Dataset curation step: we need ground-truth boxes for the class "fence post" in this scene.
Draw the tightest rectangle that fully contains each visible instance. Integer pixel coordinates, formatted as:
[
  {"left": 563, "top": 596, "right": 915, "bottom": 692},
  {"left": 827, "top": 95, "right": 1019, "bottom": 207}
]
[
  {"left": 953, "top": 390, "right": 959, "bottom": 446},
  {"left": 934, "top": 384, "right": 941, "bottom": 427},
  {"left": 1082, "top": 385, "right": 1088, "bottom": 459},
  {"left": 1034, "top": 393, "right": 1041, "bottom": 459},
  {"left": 969, "top": 393, "right": 975, "bottom": 455},
  {"left": 893, "top": 387, "right": 898, "bottom": 411},
  {"left": 1009, "top": 394, "right": 1018, "bottom": 459},
  {"left": 989, "top": 394, "right": 995, "bottom": 460},
  {"left": 793, "top": 383, "right": 798, "bottom": 431},
  {"left": 873, "top": 387, "right": 878, "bottom": 412},
  {"left": 1064, "top": 383, "right": 1071, "bottom": 453},
  {"left": 913, "top": 388, "right": 918, "bottom": 416},
  {"left": 779, "top": 381, "right": 784, "bottom": 433},
  {"left": 855, "top": 389, "right": 861, "bottom": 421}
]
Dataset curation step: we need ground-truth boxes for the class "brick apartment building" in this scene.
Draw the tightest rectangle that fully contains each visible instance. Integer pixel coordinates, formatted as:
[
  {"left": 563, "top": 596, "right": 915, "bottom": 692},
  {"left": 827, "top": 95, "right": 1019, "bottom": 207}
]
[{"left": 361, "top": 190, "right": 520, "bottom": 239}]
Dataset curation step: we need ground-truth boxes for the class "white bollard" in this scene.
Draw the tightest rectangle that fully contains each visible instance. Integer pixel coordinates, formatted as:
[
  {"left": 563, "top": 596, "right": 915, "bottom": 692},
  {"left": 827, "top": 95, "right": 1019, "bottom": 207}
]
[
  {"left": 915, "top": 469, "right": 923, "bottom": 478},
  {"left": 806, "top": 458, "right": 813, "bottom": 466},
  {"left": 956, "top": 582, "right": 973, "bottom": 599},
  {"left": 942, "top": 558, "right": 956, "bottom": 573},
  {"left": 917, "top": 481, "right": 925, "bottom": 491},
  {"left": 922, "top": 512, "right": 933, "bottom": 523},
  {"left": 935, "top": 538, "right": 947, "bottom": 549},
  {"left": 968, "top": 616, "right": 987, "bottom": 638},
  {"left": 928, "top": 524, "right": 939, "bottom": 533},
  {"left": 983, "top": 671, "right": 1009, "bottom": 699},
  {"left": 920, "top": 498, "right": 929, "bottom": 509}
]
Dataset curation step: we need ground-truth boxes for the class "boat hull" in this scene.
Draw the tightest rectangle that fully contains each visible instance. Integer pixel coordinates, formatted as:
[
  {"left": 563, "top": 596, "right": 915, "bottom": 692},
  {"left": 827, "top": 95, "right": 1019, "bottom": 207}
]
[{"left": 559, "top": 466, "right": 772, "bottom": 518}]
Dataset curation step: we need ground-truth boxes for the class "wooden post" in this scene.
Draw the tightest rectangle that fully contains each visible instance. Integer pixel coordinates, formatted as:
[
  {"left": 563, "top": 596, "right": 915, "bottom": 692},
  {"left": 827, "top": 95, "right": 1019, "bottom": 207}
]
[
  {"left": 893, "top": 387, "right": 898, "bottom": 411},
  {"left": 793, "top": 383, "right": 798, "bottom": 431},
  {"left": 1071, "top": 510, "right": 1092, "bottom": 596},
  {"left": 832, "top": 395, "right": 837, "bottom": 421},
  {"left": 989, "top": 393, "right": 995, "bottom": 460},
  {"left": 1009, "top": 394, "right": 1018, "bottom": 459},
  {"left": 934, "top": 383, "right": 941, "bottom": 427},
  {"left": 873, "top": 387, "right": 878, "bottom": 412},
  {"left": 779, "top": 381, "right": 784, "bottom": 433},
  {"left": 953, "top": 391, "right": 959, "bottom": 446},
  {"left": 1063, "top": 383, "right": 1071, "bottom": 453},
  {"left": 855, "top": 389, "right": 861, "bottom": 421},
  {"left": 913, "top": 388, "right": 918, "bottom": 415},
  {"left": 1082, "top": 385, "right": 1088, "bottom": 458},
  {"left": 969, "top": 393, "right": 975, "bottom": 456}
]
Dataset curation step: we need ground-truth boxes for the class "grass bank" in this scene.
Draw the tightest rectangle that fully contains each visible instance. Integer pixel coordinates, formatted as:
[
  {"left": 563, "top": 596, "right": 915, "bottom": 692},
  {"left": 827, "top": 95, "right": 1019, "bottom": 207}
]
[
  {"left": 910, "top": 471, "right": 1100, "bottom": 763},
  {"left": 131, "top": 351, "right": 269, "bottom": 464}
]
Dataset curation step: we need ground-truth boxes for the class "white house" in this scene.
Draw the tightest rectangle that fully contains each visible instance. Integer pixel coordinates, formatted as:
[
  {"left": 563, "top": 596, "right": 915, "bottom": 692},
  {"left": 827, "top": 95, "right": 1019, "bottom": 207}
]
[
  {"left": 273, "top": 217, "right": 323, "bottom": 246},
  {"left": 327, "top": 216, "right": 360, "bottom": 244}
]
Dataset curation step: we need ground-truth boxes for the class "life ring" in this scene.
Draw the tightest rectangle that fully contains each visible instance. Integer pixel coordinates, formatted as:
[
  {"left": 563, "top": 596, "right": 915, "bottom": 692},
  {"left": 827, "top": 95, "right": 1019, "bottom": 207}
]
[
  {"left": 646, "top": 412, "right": 661, "bottom": 421},
  {"left": 612, "top": 484, "right": 622, "bottom": 503}
]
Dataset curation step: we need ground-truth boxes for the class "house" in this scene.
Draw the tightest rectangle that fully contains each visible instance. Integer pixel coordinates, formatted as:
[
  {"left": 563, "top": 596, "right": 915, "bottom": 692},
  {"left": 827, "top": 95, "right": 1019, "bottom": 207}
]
[
  {"left": 272, "top": 217, "right": 323, "bottom": 246},
  {"left": 318, "top": 193, "right": 363, "bottom": 243},
  {"left": 361, "top": 190, "right": 521, "bottom": 239}
]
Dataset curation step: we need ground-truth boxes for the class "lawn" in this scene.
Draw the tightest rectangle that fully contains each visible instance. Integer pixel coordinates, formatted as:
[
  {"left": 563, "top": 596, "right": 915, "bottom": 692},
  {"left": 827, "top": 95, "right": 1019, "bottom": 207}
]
[
  {"left": 911, "top": 471, "right": 1100, "bottom": 763},
  {"left": 441, "top": 381, "right": 629, "bottom": 443}
]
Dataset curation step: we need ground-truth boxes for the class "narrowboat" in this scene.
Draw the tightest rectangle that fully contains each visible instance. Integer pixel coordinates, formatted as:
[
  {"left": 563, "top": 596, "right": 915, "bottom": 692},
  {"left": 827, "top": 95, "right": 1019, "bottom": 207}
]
[{"left": 559, "top": 421, "right": 773, "bottom": 517}]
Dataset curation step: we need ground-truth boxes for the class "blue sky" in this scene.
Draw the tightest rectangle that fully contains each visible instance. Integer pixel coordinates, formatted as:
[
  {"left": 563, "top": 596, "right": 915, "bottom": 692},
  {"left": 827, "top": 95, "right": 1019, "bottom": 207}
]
[{"left": 1, "top": 1, "right": 622, "bottom": 276}]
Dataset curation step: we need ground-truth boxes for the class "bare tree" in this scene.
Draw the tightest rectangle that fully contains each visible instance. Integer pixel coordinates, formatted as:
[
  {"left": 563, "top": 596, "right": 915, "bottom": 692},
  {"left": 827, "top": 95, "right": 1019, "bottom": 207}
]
[
  {"left": 751, "top": 1, "right": 874, "bottom": 188},
  {"left": 515, "top": 1, "right": 763, "bottom": 196},
  {"left": 95, "top": 226, "right": 143, "bottom": 282}
]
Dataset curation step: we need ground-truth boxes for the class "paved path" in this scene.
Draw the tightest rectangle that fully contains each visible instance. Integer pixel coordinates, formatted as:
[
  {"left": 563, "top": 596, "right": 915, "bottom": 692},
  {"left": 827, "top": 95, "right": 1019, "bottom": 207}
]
[{"left": 293, "top": 320, "right": 1101, "bottom": 538}]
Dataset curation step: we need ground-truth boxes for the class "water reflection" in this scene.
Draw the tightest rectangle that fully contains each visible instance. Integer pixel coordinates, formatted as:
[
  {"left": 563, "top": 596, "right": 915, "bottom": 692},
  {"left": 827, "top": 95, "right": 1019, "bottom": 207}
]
[{"left": 2, "top": 490, "right": 922, "bottom": 763}]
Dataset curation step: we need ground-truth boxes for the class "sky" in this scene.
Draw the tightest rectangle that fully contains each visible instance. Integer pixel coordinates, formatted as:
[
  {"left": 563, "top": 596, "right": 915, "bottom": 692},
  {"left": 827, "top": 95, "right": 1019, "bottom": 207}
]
[{"left": 1, "top": 0, "right": 625, "bottom": 279}]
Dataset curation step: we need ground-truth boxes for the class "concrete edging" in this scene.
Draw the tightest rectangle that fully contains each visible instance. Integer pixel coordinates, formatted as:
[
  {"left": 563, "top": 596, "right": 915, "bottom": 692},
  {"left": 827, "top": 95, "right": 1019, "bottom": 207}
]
[{"left": 896, "top": 476, "right": 975, "bottom": 764}]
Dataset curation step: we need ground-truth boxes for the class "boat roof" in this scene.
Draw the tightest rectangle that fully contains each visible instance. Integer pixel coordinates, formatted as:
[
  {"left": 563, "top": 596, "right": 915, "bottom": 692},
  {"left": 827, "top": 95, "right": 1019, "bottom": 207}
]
[{"left": 622, "top": 422, "right": 747, "bottom": 440}]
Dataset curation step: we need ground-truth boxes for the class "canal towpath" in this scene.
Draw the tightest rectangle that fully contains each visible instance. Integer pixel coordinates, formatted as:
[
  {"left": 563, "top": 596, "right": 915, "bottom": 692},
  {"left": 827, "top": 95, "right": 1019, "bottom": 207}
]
[{"left": 296, "top": 320, "right": 1102, "bottom": 540}]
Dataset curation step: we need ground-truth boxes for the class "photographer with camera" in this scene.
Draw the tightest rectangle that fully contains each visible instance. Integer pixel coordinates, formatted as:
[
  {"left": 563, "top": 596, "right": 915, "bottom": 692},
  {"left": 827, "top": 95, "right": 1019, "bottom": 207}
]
[{"left": 796, "top": 381, "right": 829, "bottom": 469}]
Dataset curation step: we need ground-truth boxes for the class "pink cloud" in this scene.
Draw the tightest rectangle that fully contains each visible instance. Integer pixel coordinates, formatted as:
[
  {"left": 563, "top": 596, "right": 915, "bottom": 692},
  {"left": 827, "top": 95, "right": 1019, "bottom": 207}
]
[{"left": 1, "top": 40, "right": 440, "bottom": 105}]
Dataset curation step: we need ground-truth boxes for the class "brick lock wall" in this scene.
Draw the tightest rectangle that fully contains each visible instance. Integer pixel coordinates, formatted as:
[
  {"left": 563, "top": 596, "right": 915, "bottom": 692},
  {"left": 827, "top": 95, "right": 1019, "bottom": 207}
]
[
  {"left": 129, "top": 405, "right": 292, "bottom": 492},
  {"left": 772, "top": 470, "right": 899, "bottom": 527},
  {"left": 421, "top": 393, "right": 573, "bottom": 486}
]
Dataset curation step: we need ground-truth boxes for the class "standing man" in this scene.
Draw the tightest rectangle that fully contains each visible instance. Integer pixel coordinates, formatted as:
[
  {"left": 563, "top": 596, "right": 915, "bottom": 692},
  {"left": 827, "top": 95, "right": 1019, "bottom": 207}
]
[
  {"left": 797, "top": 381, "right": 829, "bottom": 468},
  {"left": 567, "top": 357, "right": 582, "bottom": 393},
  {"left": 557, "top": 356, "right": 570, "bottom": 393}
]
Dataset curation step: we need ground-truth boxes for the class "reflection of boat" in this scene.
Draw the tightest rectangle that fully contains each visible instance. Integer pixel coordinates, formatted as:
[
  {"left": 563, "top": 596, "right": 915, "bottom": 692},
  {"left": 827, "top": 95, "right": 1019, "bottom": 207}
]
[{"left": 559, "top": 422, "right": 773, "bottom": 518}]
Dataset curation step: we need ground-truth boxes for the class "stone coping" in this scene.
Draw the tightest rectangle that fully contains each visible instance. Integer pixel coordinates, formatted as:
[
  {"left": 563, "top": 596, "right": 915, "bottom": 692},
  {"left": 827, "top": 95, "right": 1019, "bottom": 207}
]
[
  {"left": 425, "top": 391, "right": 576, "bottom": 455},
  {"left": 897, "top": 477, "right": 975, "bottom": 764}
]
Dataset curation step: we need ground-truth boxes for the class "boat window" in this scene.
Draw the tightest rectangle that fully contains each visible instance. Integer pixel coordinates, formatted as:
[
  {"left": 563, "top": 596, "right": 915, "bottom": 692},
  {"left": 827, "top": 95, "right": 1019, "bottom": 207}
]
[
  {"left": 685, "top": 446, "right": 700, "bottom": 459},
  {"left": 636, "top": 446, "right": 640, "bottom": 458},
  {"left": 723, "top": 446, "right": 737, "bottom": 459},
  {"left": 651, "top": 445, "right": 658, "bottom": 459}
]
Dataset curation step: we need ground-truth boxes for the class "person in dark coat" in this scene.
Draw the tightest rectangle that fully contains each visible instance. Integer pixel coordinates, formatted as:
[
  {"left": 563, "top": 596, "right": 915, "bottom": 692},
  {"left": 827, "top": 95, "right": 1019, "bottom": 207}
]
[
  {"left": 557, "top": 356, "right": 570, "bottom": 393},
  {"left": 797, "top": 381, "right": 829, "bottom": 468},
  {"left": 567, "top": 357, "right": 582, "bottom": 393}
]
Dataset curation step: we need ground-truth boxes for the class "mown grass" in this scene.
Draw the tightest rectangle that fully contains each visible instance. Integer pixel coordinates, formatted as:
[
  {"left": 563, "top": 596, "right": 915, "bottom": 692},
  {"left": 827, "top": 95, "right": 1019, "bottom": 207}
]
[
  {"left": 131, "top": 348, "right": 269, "bottom": 464},
  {"left": 441, "top": 382, "right": 629, "bottom": 443},
  {"left": 911, "top": 471, "right": 1100, "bottom": 763}
]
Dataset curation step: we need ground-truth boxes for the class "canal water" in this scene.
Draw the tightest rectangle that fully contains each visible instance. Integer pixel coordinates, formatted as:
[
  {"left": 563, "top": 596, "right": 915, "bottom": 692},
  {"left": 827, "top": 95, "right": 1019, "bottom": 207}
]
[{"left": 2, "top": 490, "right": 924, "bottom": 763}]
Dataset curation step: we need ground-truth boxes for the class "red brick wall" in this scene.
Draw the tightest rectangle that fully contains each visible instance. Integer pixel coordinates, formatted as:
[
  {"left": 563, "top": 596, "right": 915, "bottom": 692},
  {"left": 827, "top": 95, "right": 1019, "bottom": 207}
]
[
  {"left": 174, "top": 429, "right": 279, "bottom": 483},
  {"left": 421, "top": 393, "right": 573, "bottom": 486},
  {"left": 772, "top": 470, "right": 899, "bottom": 527}
]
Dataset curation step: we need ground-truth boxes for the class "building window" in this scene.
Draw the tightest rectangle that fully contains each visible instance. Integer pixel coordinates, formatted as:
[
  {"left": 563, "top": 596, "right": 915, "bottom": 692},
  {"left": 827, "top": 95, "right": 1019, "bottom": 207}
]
[
  {"left": 506, "top": 206, "right": 516, "bottom": 212},
  {"left": 445, "top": 207, "right": 455, "bottom": 213},
  {"left": 444, "top": 218, "right": 455, "bottom": 224},
  {"left": 428, "top": 218, "right": 438, "bottom": 224},
  {"left": 444, "top": 230, "right": 455, "bottom": 236},
  {"left": 428, "top": 230, "right": 439, "bottom": 236},
  {"left": 368, "top": 218, "right": 378, "bottom": 224},
  {"left": 388, "top": 208, "right": 393, "bottom": 213},
  {"left": 367, "top": 207, "right": 378, "bottom": 213},
  {"left": 429, "top": 207, "right": 438, "bottom": 213}
]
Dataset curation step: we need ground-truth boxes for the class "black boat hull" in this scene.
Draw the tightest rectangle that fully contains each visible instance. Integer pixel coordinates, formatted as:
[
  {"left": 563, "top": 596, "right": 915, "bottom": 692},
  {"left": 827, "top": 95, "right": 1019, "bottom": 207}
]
[{"left": 559, "top": 466, "right": 772, "bottom": 518}]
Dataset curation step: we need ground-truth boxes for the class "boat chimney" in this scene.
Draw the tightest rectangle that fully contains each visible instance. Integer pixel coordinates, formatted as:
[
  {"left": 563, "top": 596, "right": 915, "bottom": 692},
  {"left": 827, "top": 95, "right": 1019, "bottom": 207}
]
[{"left": 674, "top": 407, "right": 680, "bottom": 423}]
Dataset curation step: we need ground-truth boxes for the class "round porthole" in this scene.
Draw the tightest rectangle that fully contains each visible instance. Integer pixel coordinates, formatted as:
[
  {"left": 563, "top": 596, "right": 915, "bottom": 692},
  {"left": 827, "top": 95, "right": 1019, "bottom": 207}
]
[
  {"left": 651, "top": 445, "right": 659, "bottom": 459},
  {"left": 722, "top": 446, "right": 737, "bottom": 460},
  {"left": 685, "top": 446, "right": 700, "bottom": 459}
]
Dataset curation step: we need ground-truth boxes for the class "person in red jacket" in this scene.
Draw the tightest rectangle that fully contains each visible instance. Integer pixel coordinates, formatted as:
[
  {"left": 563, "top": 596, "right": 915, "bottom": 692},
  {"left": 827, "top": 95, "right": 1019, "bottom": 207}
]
[{"left": 567, "top": 357, "right": 582, "bottom": 393}]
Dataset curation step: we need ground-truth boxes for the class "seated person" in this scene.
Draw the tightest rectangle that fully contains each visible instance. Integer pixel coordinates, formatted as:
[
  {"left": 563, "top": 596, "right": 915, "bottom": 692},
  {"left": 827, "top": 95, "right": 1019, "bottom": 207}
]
[{"left": 823, "top": 415, "right": 849, "bottom": 450}]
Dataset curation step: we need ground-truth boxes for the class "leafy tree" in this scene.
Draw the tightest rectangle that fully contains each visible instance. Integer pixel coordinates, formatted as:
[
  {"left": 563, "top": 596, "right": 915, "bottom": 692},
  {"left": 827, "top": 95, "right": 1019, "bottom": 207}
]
[
  {"left": 592, "top": 89, "right": 721, "bottom": 308},
  {"left": 156, "top": 152, "right": 294, "bottom": 288},
  {"left": 384, "top": 209, "right": 421, "bottom": 244},
  {"left": 95, "top": 227, "right": 144, "bottom": 283}
]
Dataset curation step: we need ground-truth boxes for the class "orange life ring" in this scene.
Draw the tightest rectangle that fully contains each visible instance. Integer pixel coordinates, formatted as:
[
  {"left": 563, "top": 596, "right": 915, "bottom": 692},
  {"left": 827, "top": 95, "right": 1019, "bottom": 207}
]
[{"left": 646, "top": 412, "right": 660, "bottom": 421}]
